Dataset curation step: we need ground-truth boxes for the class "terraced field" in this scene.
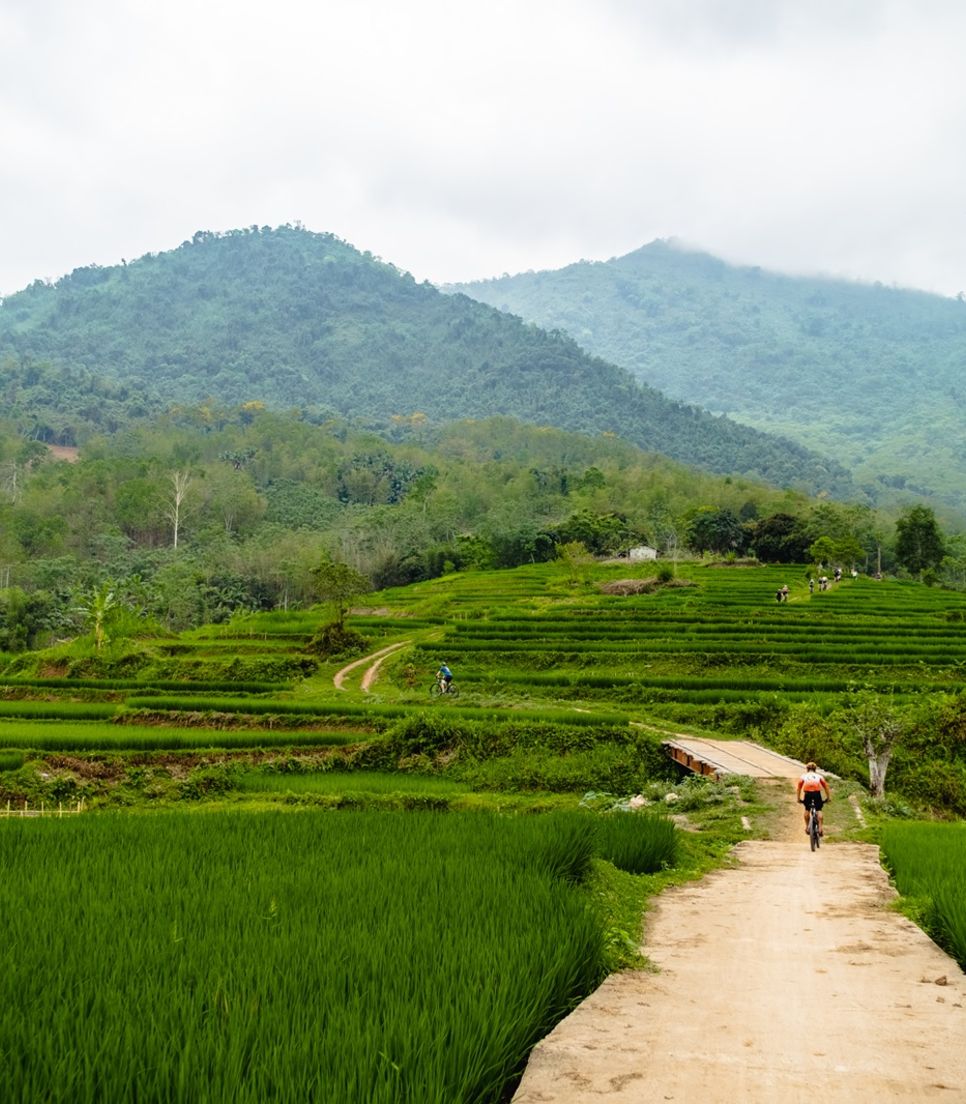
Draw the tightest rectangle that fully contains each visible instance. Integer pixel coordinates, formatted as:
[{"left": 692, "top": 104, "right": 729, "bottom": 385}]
[
  {"left": 371, "top": 563, "right": 966, "bottom": 722},
  {"left": 3, "top": 562, "right": 965, "bottom": 751},
  {"left": 3, "top": 560, "right": 966, "bottom": 1102}
]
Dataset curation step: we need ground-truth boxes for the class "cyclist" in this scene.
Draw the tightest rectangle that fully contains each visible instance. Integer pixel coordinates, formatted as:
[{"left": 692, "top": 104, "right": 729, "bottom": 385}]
[
  {"left": 436, "top": 663, "right": 453, "bottom": 693},
  {"left": 796, "top": 761, "right": 831, "bottom": 836}
]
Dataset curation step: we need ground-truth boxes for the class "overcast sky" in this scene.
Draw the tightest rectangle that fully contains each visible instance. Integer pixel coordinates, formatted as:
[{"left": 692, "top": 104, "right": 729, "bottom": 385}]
[{"left": 2, "top": 0, "right": 965, "bottom": 298}]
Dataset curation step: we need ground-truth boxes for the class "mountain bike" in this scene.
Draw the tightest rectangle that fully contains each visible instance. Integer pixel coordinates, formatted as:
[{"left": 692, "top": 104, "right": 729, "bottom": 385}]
[
  {"left": 801, "top": 799, "right": 827, "bottom": 851},
  {"left": 430, "top": 678, "right": 459, "bottom": 699}
]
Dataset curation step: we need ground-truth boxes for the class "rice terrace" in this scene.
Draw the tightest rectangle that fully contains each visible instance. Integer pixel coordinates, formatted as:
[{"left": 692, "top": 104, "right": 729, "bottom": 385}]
[{"left": 2, "top": 560, "right": 965, "bottom": 1101}]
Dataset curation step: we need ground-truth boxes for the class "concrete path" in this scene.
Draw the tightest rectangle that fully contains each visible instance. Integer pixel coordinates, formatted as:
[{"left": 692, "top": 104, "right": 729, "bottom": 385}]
[{"left": 513, "top": 831, "right": 966, "bottom": 1103}]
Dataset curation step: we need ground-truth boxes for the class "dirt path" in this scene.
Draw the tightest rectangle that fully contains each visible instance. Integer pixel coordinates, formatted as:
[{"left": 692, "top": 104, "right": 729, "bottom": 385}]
[
  {"left": 332, "top": 641, "right": 409, "bottom": 691},
  {"left": 514, "top": 789, "right": 966, "bottom": 1102}
]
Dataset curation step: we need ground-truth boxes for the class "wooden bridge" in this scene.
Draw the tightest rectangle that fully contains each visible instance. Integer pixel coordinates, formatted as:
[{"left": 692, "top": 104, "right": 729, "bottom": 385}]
[{"left": 663, "top": 737, "right": 804, "bottom": 780}]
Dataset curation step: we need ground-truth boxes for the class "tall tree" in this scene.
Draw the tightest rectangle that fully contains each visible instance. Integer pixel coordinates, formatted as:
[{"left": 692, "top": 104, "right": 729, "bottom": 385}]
[
  {"left": 313, "top": 559, "right": 370, "bottom": 629},
  {"left": 164, "top": 470, "right": 194, "bottom": 549},
  {"left": 895, "top": 505, "right": 945, "bottom": 576}
]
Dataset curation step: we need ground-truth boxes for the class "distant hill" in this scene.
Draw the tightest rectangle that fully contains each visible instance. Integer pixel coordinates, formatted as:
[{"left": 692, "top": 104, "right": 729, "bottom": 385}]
[
  {"left": 0, "top": 226, "right": 851, "bottom": 495},
  {"left": 450, "top": 240, "right": 966, "bottom": 510}
]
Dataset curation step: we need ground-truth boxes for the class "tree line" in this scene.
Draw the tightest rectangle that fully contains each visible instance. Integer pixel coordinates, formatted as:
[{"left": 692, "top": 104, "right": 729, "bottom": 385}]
[{"left": 0, "top": 406, "right": 956, "bottom": 652}]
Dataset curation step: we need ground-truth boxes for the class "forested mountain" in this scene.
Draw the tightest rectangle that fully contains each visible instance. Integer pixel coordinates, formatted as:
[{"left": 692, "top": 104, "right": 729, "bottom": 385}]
[
  {"left": 0, "top": 226, "right": 851, "bottom": 496},
  {"left": 451, "top": 240, "right": 966, "bottom": 510}
]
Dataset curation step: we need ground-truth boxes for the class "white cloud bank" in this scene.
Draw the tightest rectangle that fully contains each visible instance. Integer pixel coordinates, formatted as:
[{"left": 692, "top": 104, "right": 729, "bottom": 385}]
[{"left": 2, "top": 0, "right": 965, "bottom": 296}]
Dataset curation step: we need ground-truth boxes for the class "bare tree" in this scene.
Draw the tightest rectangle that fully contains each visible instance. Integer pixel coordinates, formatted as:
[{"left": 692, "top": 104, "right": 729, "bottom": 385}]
[{"left": 163, "top": 470, "right": 193, "bottom": 549}]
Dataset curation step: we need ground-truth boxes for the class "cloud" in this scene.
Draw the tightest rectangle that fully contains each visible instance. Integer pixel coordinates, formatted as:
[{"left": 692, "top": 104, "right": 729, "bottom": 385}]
[{"left": 2, "top": 0, "right": 965, "bottom": 296}]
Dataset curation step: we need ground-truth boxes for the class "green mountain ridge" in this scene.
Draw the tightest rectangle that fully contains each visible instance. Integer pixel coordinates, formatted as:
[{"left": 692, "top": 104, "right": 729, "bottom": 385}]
[
  {"left": 0, "top": 226, "right": 851, "bottom": 497},
  {"left": 450, "top": 239, "right": 966, "bottom": 510}
]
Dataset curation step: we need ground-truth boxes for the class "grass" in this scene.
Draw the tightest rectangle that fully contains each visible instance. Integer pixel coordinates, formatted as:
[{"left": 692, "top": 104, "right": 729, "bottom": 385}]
[
  {"left": 0, "top": 720, "right": 362, "bottom": 752},
  {"left": 0, "top": 810, "right": 608, "bottom": 1104},
  {"left": 880, "top": 821, "right": 966, "bottom": 969},
  {"left": 234, "top": 770, "right": 473, "bottom": 795}
]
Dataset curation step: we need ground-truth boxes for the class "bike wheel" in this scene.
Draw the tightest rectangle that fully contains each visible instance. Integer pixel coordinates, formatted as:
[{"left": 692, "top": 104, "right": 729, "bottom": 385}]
[
  {"left": 430, "top": 681, "right": 443, "bottom": 698},
  {"left": 810, "top": 814, "right": 820, "bottom": 851},
  {"left": 447, "top": 684, "right": 460, "bottom": 699}
]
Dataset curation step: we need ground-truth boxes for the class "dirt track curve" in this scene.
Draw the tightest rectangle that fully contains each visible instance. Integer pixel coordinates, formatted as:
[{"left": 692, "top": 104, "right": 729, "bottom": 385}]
[
  {"left": 332, "top": 641, "right": 409, "bottom": 692},
  {"left": 514, "top": 786, "right": 966, "bottom": 1103}
]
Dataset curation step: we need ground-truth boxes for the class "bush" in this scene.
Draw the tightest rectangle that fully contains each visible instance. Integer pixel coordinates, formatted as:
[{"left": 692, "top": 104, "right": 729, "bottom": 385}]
[{"left": 305, "top": 622, "right": 368, "bottom": 659}]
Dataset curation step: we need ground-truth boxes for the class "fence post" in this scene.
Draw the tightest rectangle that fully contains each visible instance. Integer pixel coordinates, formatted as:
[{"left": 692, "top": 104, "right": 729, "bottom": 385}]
[{"left": 59, "top": 802, "right": 63, "bottom": 818}]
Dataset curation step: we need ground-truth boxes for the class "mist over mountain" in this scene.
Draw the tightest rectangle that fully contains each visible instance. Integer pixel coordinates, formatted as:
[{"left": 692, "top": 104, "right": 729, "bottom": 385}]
[
  {"left": 0, "top": 226, "right": 851, "bottom": 496},
  {"left": 450, "top": 240, "right": 966, "bottom": 511}
]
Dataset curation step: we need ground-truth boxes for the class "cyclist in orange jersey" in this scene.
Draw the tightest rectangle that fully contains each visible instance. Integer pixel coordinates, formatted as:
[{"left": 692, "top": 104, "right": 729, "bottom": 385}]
[{"left": 796, "top": 761, "right": 831, "bottom": 836}]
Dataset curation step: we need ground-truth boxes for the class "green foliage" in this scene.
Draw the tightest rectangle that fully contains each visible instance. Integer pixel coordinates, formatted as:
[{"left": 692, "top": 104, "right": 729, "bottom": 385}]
[
  {"left": 895, "top": 505, "right": 946, "bottom": 575},
  {"left": 305, "top": 621, "right": 368, "bottom": 659},
  {"left": 750, "top": 513, "right": 810, "bottom": 563},
  {"left": 687, "top": 508, "right": 747, "bottom": 555},
  {"left": 313, "top": 559, "right": 371, "bottom": 628},
  {"left": 0, "top": 588, "right": 61, "bottom": 651}
]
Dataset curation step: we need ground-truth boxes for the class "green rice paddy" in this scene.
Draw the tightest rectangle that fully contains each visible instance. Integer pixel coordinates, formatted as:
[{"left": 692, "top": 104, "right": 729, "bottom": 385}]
[
  {"left": 0, "top": 810, "right": 612, "bottom": 1103},
  {"left": 881, "top": 822, "right": 966, "bottom": 968}
]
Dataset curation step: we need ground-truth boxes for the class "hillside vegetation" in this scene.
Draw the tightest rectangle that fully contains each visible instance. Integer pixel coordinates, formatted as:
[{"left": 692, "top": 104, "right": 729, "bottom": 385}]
[
  {"left": 452, "top": 240, "right": 966, "bottom": 510},
  {"left": 0, "top": 225, "right": 851, "bottom": 495},
  {"left": 7, "top": 403, "right": 953, "bottom": 651}
]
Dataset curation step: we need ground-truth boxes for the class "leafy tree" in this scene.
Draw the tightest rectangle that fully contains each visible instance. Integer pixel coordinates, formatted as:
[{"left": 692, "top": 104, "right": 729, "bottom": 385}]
[
  {"left": 808, "top": 536, "right": 838, "bottom": 567},
  {"left": 751, "top": 513, "right": 809, "bottom": 563},
  {"left": 313, "top": 559, "right": 371, "bottom": 628},
  {"left": 556, "top": 540, "right": 593, "bottom": 586},
  {"left": 687, "top": 508, "right": 746, "bottom": 555},
  {"left": 895, "top": 505, "right": 945, "bottom": 575},
  {"left": 555, "top": 510, "right": 637, "bottom": 556},
  {"left": 847, "top": 690, "right": 909, "bottom": 799},
  {"left": 0, "top": 588, "right": 58, "bottom": 651}
]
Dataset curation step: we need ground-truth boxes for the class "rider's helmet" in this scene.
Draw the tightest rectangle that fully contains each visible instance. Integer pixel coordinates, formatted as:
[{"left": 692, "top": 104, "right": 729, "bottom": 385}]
[{"left": 805, "top": 761, "right": 817, "bottom": 771}]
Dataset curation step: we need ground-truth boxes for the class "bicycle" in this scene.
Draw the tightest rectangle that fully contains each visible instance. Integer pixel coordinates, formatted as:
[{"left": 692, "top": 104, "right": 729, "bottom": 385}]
[
  {"left": 801, "top": 799, "right": 828, "bottom": 851},
  {"left": 430, "top": 678, "right": 459, "bottom": 699}
]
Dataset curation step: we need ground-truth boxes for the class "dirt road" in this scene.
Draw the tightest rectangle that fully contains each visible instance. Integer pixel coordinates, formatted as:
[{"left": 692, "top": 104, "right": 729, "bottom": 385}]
[
  {"left": 514, "top": 792, "right": 966, "bottom": 1102},
  {"left": 332, "top": 641, "right": 409, "bottom": 691}
]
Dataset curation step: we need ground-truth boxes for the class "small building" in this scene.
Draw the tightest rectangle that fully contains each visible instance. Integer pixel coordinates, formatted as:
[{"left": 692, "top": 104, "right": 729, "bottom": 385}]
[{"left": 627, "top": 545, "right": 659, "bottom": 562}]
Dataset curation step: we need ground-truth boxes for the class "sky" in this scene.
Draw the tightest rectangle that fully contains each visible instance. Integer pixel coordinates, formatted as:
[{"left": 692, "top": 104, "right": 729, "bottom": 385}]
[{"left": 2, "top": 0, "right": 965, "bottom": 298}]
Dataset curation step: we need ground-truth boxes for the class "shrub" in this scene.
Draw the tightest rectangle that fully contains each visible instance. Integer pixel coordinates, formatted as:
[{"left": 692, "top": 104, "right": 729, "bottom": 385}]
[{"left": 305, "top": 622, "right": 368, "bottom": 658}]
